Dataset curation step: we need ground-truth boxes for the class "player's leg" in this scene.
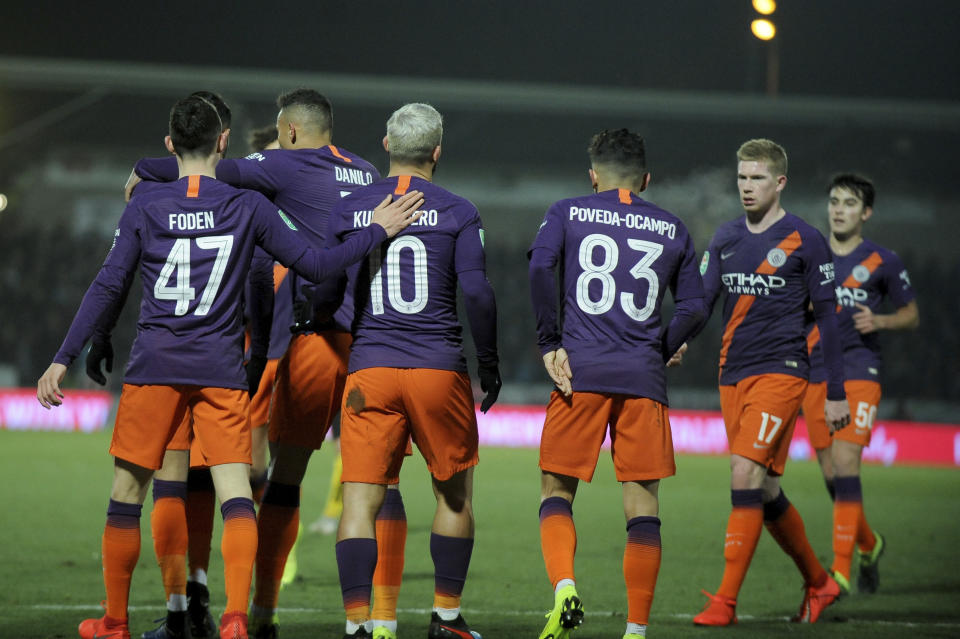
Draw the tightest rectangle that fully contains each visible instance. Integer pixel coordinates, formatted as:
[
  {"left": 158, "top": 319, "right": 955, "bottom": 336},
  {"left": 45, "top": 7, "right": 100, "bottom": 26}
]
[
  {"left": 247, "top": 358, "right": 278, "bottom": 505},
  {"left": 193, "top": 386, "right": 257, "bottom": 639},
  {"left": 184, "top": 465, "right": 218, "bottom": 638},
  {"left": 145, "top": 449, "right": 191, "bottom": 639},
  {"left": 337, "top": 482, "right": 388, "bottom": 636},
  {"left": 210, "top": 462, "right": 257, "bottom": 639},
  {"left": 536, "top": 391, "right": 610, "bottom": 638},
  {"left": 310, "top": 421, "right": 344, "bottom": 535},
  {"left": 802, "top": 382, "right": 838, "bottom": 499},
  {"left": 832, "top": 380, "right": 883, "bottom": 593},
  {"left": 398, "top": 368, "right": 480, "bottom": 639},
  {"left": 82, "top": 384, "right": 187, "bottom": 639},
  {"left": 427, "top": 467, "right": 478, "bottom": 639},
  {"left": 370, "top": 483, "right": 407, "bottom": 635},
  {"left": 621, "top": 480, "right": 660, "bottom": 639},
  {"left": 694, "top": 380, "right": 765, "bottom": 626},
  {"left": 614, "top": 397, "right": 674, "bottom": 639},
  {"left": 81, "top": 459, "right": 154, "bottom": 639},
  {"left": 339, "top": 367, "right": 409, "bottom": 638}
]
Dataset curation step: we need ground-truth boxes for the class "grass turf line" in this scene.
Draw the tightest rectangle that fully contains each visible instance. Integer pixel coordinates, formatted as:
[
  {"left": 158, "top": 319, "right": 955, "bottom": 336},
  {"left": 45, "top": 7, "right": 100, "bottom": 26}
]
[{"left": 1, "top": 428, "right": 959, "bottom": 638}]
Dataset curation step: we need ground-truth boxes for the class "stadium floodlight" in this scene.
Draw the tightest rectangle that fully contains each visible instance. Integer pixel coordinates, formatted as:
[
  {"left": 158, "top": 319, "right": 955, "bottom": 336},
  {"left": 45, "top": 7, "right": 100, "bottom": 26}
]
[
  {"left": 751, "top": 18, "right": 776, "bottom": 40},
  {"left": 752, "top": 0, "right": 776, "bottom": 15}
]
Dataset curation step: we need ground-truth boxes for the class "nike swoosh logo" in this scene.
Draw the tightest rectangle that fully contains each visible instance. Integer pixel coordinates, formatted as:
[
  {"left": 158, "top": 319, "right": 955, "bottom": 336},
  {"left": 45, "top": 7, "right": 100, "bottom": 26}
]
[
  {"left": 721, "top": 250, "right": 736, "bottom": 259},
  {"left": 439, "top": 625, "right": 476, "bottom": 639}
]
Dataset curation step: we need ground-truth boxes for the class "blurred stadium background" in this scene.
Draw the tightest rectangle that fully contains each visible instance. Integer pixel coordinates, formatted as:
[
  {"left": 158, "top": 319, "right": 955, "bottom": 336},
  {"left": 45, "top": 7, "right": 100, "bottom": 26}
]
[{"left": 2, "top": 2, "right": 960, "bottom": 638}]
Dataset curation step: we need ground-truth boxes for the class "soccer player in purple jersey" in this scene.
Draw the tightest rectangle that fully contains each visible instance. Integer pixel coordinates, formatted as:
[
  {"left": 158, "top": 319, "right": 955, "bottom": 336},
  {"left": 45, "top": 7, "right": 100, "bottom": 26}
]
[
  {"left": 801, "top": 174, "right": 918, "bottom": 594},
  {"left": 692, "top": 139, "right": 851, "bottom": 626},
  {"left": 36, "top": 95, "right": 422, "bottom": 639},
  {"left": 324, "top": 103, "right": 499, "bottom": 639},
  {"left": 131, "top": 89, "right": 413, "bottom": 638},
  {"left": 529, "top": 129, "right": 705, "bottom": 639}
]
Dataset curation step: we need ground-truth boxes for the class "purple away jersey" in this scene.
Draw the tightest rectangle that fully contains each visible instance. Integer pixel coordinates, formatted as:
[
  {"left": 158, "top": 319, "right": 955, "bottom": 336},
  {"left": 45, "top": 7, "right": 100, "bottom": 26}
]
[
  {"left": 54, "top": 176, "right": 386, "bottom": 389},
  {"left": 700, "top": 212, "right": 837, "bottom": 386},
  {"left": 807, "top": 239, "right": 915, "bottom": 383},
  {"left": 528, "top": 188, "right": 704, "bottom": 404},
  {"left": 136, "top": 145, "right": 380, "bottom": 332},
  {"left": 326, "top": 175, "right": 495, "bottom": 374}
]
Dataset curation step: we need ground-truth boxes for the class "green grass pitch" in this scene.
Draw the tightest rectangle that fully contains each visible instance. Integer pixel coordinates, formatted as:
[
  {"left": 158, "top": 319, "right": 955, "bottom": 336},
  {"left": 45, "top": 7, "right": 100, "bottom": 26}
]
[{"left": 2, "top": 428, "right": 959, "bottom": 638}]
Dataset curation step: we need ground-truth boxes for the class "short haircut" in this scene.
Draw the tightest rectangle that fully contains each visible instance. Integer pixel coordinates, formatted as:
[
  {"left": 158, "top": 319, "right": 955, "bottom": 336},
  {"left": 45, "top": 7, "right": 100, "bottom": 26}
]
[
  {"left": 169, "top": 96, "right": 222, "bottom": 157},
  {"left": 737, "top": 138, "right": 788, "bottom": 177},
  {"left": 828, "top": 173, "right": 875, "bottom": 208},
  {"left": 386, "top": 103, "right": 443, "bottom": 166},
  {"left": 587, "top": 128, "right": 647, "bottom": 178},
  {"left": 248, "top": 124, "right": 278, "bottom": 152},
  {"left": 189, "top": 90, "right": 231, "bottom": 128},
  {"left": 277, "top": 88, "right": 333, "bottom": 134}
]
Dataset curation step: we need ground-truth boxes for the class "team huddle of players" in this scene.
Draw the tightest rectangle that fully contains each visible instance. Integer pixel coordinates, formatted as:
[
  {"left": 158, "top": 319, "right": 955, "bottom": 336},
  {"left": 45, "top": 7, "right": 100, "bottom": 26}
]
[{"left": 36, "top": 87, "right": 917, "bottom": 639}]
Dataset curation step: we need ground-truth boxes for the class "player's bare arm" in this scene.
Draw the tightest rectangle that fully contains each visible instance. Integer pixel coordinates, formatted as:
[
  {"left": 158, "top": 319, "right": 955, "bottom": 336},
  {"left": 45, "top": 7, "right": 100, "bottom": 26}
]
[
  {"left": 666, "top": 342, "right": 688, "bottom": 368},
  {"left": 36, "top": 363, "right": 67, "bottom": 409},
  {"left": 370, "top": 191, "right": 424, "bottom": 237},
  {"left": 852, "top": 300, "right": 919, "bottom": 334}
]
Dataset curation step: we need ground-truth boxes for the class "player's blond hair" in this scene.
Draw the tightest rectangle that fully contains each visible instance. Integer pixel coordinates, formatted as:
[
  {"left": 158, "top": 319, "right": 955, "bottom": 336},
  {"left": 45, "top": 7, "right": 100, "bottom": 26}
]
[
  {"left": 386, "top": 103, "right": 443, "bottom": 166},
  {"left": 737, "top": 138, "right": 788, "bottom": 177}
]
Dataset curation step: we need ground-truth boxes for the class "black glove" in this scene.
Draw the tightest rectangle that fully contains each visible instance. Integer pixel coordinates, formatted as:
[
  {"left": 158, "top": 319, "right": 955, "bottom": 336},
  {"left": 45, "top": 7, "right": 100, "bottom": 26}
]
[
  {"left": 478, "top": 364, "right": 502, "bottom": 413},
  {"left": 85, "top": 340, "right": 114, "bottom": 386},
  {"left": 290, "top": 299, "right": 315, "bottom": 334},
  {"left": 245, "top": 354, "right": 268, "bottom": 399}
]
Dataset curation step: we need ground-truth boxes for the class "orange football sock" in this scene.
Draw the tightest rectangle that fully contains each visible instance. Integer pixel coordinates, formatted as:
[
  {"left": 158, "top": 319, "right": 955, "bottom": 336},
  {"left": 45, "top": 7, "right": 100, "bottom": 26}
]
[
  {"left": 102, "top": 500, "right": 143, "bottom": 621},
  {"left": 763, "top": 490, "right": 826, "bottom": 587},
  {"left": 151, "top": 480, "right": 188, "bottom": 607},
  {"left": 716, "top": 489, "right": 763, "bottom": 600},
  {"left": 831, "top": 476, "right": 862, "bottom": 580},
  {"left": 623, "top": 516, "right": 661, "bottom": 625},
  {"left": 539, "top": 497, "right": 577, "bottom": 588},
  {"left": 186, "top": 468, "right": 216, "bottom": 579},
  {"left": 220, "top": 498, "right": 258, "bottom": 615},
  {"left": 252, "top": 482, "right": 300, "bottom": 611},
  {"left": 372, "top": 489, "right": 407, "bottom": 621},
  {"left": 856, "top": 508, "right": 876, "bottom": 553}
]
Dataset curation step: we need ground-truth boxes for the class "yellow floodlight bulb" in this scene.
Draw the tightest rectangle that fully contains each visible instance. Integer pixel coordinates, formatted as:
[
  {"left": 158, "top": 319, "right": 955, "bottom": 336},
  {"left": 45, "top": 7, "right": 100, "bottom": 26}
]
[
  {"left": 753, "top": 0, "right": 776, "bottom": 15},
  {"left": 751, "top": 19, "right": 776, "bottom": 40}
]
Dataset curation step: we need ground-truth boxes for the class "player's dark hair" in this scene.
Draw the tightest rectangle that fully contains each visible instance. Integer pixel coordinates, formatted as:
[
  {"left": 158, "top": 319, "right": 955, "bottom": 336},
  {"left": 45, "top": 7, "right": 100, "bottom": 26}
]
[
  {"left": 587, "top": 128, "right": 647, "bottom": 176},
  {"left": 829, "top": 173, "right": 875, "bottom": 208},
  {"left": 277, "top": 88, "right": 333, "bottom": 134},
  {"left": 248, "top": 124, "right": 278, "bottom": 152},
  {"left": 189, "top": 91, "right": 231, "bottom": 128},
  {"left": 169, "top": 96, "right": 222, "bottom": 158}
]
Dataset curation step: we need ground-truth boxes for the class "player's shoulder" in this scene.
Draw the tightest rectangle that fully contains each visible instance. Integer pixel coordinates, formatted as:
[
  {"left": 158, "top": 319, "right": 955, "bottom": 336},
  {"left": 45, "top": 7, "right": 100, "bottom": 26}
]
[
  {"left": 711, "top": 215, "right": 746, "bottom": 244},
  {"left": 860, "top": 238, "right": 900, "bottom": 261},
  {"left": 783, "top": 211, "right": 825, "bottom": 239},
  {"left": 633, "top": 196, "right": 689, "bottom": 229},
  {"left": 426, "top": 181, "right": 479, "bottom": 217},
  {"left": 324, "top": 144, "right": 376, "bottom": 171}
]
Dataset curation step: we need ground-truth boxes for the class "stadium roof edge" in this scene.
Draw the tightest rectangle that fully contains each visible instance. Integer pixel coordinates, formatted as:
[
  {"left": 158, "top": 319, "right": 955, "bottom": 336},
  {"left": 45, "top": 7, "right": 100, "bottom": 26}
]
[{"left": 1, "top": 55, "right": 958, "bottom": 130}]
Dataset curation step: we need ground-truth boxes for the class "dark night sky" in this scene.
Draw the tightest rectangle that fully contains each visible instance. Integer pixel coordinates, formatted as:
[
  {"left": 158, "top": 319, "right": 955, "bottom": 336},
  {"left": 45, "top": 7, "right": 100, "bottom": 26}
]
[{"left": 1, "top": 0, "right": 958, "bottom": 100}]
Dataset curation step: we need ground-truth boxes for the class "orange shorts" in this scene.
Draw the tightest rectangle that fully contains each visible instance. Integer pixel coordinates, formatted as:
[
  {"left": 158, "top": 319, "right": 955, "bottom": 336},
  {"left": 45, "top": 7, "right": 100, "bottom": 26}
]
[
  {"left": 719, "top": 374, "right": 807, "bottom": 476},
  {"left": 268, "top": 331, "right": 352, "bottom": 449},
  {"left": 803, "top": 380, "right": 882, "bottom": 450},
  {"left": 340, "top": 367, "right": 478, "bottom": 484},
  {"left": 539, "top": 391, "right": 675, "bottom": 483},
  {"left": 111, "top": 384, "right": 251, "bottom": 470},
  {"left": 248, "top": 358, "right": 280, "bottom": 429}
]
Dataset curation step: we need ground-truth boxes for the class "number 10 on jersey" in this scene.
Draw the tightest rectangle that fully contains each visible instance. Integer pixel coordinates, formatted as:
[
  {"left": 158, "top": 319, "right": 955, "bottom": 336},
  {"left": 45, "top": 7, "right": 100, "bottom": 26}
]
[{"left": 369, "top": 236, "right": 429, "bottom": 315}]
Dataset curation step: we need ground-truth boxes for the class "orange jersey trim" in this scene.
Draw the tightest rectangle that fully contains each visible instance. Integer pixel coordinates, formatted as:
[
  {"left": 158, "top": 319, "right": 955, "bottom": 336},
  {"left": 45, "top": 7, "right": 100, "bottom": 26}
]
[
  {"left": 394, "top": 175, "right": 411, "bottom": 195},
  {"left": 806, "top": 324, "right": 821, "bottom": 354},
  {"left": 618, "top": 188, "right": 632, "bottom": 205},
  {"left": 186, "top": 175, "right": 201, "bottom": 198},
  {"left": 841, "top": 251, "right": 883, "bottom": 288},
  {"left": 719, "top": 230, "right": 803, "bottom": 369},
  {"left": 272, "top": 264, "right": 288, "bottom": 294},
  {"left": 328, "top": 144, "right": 352, "bottom": 163}
]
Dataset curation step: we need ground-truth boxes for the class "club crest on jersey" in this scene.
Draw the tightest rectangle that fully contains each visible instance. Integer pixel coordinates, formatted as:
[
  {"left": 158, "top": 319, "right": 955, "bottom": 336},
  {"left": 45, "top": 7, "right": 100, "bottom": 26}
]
[
  {"left": 852, "top": 265, "right": 871, "bottom": 283},
  {"left": 277, "top": 209, "right": 298, "bottom": 231},
  {"left": 766, "top": 247, "right": 787, "bottom": 268},
  {"left": 700, "top": 251, "right": 710, "bottom": 275}
]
